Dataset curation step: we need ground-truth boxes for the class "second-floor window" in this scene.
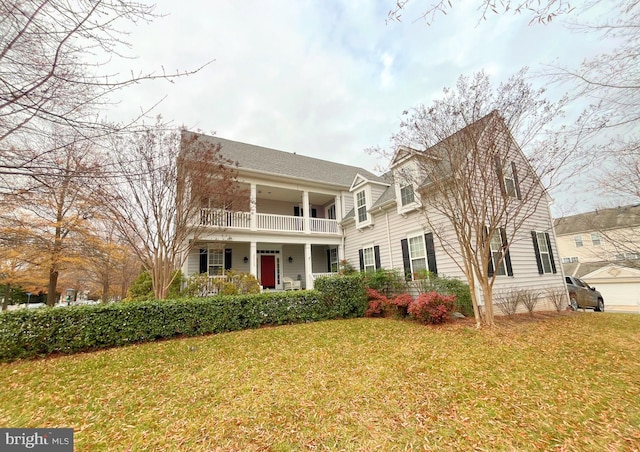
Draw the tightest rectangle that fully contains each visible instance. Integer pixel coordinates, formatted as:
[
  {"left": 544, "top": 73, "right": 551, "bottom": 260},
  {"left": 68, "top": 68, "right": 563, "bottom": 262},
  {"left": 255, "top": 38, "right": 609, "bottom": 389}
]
[
  {"left": 327, "top": 204, "right": 336, "bottom": 220},
  {"left": 574, "top": 235, "right": 583, "bottom": 248},
  {"left": 591, "top": 232, "right": 601, "bottom": 246},
  {"left": 400, "top": 184, "right": 415, "bottom": 206},
  {"left": 356, "top": 190, "right": 368, "bottom": 223}
]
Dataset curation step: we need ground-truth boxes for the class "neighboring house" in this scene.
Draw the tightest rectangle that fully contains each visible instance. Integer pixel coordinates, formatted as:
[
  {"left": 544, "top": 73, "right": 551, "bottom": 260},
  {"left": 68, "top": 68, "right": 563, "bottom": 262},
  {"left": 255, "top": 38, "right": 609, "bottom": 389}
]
[
  {"left": 554, "top": 204, "right": 640, "bottom": 311},
  {"left": 180, "top": 117, "right": 566, "bottom": 311}
]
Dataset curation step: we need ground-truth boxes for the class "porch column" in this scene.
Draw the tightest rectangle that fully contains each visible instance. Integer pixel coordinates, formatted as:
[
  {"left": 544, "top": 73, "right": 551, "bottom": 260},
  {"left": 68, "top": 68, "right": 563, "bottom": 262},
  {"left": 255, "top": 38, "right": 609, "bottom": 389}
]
[
  {"left": 250, "top": 241, "right": 257, "bottom": 279},
  {"left": 335, "top": 194, "right": 342, "bottom": 222},
  {"left": 250, "top": 183, "right": 257, "bottom": 231},
  {"left": 303, "top": 190, "right": 310, "bottom": 234},
  {"left": 304, "top": 243, "right": 313, "bottom": 289}
]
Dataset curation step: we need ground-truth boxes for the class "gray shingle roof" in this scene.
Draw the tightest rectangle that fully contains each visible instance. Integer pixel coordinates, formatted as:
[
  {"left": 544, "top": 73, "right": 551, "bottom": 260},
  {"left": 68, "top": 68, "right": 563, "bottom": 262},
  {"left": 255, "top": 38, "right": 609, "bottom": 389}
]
[
  {"left": 554, "top": 204, "right": 640, "bottom": 235},
  {"left": 183, "top": 132, "right": 385, "bottom": 188}
]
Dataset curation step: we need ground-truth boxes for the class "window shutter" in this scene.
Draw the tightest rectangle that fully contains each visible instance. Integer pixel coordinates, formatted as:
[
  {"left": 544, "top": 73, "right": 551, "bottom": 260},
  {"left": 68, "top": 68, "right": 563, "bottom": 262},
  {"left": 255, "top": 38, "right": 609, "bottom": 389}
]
[
  {"left": 494, "top": 156, "right": 506, "bottom": 196},
  {"left": 224, "top": 249, "right": 232, "bottom": 270},
  {"left": 511, "top": 162, "right": 522, "bottom": 200},
  {"left": 531, "top": 231, "right": 544, "bottom": 274},
  {"left": 425, "top": 233, "right": 438, "bottom": 276},
  {"left": 199, "top": 248, "right": 207, "bottom": 274},
  {"left": 358, "top": 249, "right": 364, "bottom": 272},
  {"left": 485, "top": 227, "right": 495, "bottom": 277},
  {"left": 401, "top": 239, "right": 411, "bottom": 281},
  {"left": 374, "top": 245, "right": 381, "bottom": 270},
  {"left": 311, "top": 208, "right": 317, "bottom": 218},
  {"left": 545, "top": 232, "right": 557, "bottom": 274},
  {"left": 501, "top": 227, "right": 513, "bottom": 276},
  {"left": 294, "top": 206, "right": 301, "bottom": 216}
]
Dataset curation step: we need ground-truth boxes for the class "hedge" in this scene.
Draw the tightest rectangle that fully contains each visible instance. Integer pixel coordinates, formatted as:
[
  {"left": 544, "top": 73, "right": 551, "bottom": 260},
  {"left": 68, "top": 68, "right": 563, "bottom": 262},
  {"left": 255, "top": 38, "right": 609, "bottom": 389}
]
[{"left": 0, "top": 277, "right": 367, "bottom": 362}]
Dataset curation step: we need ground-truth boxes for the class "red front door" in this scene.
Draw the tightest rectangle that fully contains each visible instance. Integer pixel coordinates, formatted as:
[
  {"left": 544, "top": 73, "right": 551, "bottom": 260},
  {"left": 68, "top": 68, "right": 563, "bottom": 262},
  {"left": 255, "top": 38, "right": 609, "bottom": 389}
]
[{"left": 260, "top": 255, "right": 276, "bottom": 289}]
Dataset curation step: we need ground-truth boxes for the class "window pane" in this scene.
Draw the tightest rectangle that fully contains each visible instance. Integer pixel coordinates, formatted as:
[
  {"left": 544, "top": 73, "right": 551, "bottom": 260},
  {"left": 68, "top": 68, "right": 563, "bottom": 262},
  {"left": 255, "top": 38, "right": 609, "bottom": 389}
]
[
  {"left": 400, "top": 185, "right": 415, "bottom": 206},
  {"left": 574, "top": 235, "right": 583, "bottom": 247},
  {"left": 409, "top": 235, "right": 425, "bottom": 258},
  {"left": 363, "top": 247, "right": 375, "bottom": 272},
  {"left": 591, "top": 233, "right": 601, "bottom": 246},
  {"left": 411, "top": 257, "right": 427, "bottom": 273},
  {"left": 541, "top": 254, "right": 552, "bottom": 273}
]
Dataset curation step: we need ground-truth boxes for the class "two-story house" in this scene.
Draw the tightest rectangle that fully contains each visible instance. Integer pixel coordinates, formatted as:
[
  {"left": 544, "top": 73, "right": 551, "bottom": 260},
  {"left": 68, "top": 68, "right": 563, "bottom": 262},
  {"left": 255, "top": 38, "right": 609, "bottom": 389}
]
[
  {"left": 554, "top": 204, "right": 640, "bottom": 311},
  {"left": 180, "top": 114, "right": 566, "bottom": 312}
]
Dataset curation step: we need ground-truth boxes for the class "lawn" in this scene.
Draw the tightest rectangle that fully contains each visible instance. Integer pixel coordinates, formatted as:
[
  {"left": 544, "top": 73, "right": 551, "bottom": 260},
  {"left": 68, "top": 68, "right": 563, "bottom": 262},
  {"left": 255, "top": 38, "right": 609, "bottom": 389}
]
[{"left": 1, "top": 312, "right": 639, "bottom": 451}]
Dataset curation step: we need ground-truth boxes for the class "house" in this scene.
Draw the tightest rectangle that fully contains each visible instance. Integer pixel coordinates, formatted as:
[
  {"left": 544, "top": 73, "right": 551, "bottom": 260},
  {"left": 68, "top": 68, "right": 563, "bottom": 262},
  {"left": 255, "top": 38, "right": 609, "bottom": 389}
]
[
  {"left": 554, "top": 204, "right": 640, "bottom": 311},
  {"left": 180, "top": 114, "right": 566, "bottom": 312}
]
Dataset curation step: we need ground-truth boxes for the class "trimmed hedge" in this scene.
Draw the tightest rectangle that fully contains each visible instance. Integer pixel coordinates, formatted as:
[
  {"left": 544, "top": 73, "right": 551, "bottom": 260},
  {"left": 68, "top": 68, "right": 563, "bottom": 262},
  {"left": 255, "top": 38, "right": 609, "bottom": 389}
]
[
  {"left": 313, "top": 273, "right": 368, "bottom": 318},
  {"left": 0, "top": 289, "right": 363, "bottom": 362}
]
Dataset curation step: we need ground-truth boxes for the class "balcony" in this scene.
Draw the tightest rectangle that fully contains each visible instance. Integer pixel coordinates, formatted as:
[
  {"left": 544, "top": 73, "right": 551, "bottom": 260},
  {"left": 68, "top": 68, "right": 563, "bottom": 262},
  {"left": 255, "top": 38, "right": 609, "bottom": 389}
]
[{"left": 198, "top": 209, "right": 340, "bottom": 235}]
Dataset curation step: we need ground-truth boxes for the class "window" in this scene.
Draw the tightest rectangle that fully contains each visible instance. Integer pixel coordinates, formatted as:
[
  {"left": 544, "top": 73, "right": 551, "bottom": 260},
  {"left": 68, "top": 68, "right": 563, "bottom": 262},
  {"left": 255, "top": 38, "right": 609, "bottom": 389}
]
[
  {"left": 591, "top": 232, "right": 601, "bottom": 246},
  {"left": 400, "top": 184, "right": 415, "bottom": 206},
  {"left": 495, "top": 157, "right": 521, "bottom": 199},
  {"left": 356, "top": 190, "right": 368, "bottom": 223},
  {"left": 208, "top": 248, "right": 224, "bottom": 276},
  {"left": 408, "top": 235, "right": 427, "bottom": 275},
  {"left": 362, "top": 247, "right": 376, "bottom": 272},
  {"left": 561, "top": 256, "right": 579, "bottom": 264},
  {"left": 329, "top": 247, "right": 339, "bottom": 272},
  {"left": 327, "top": 204, "right": 336, "bottom": 220},
  {"left": 574, "top": 235, "right": 583, "bottom": 248},
  {"left": 503, "top": 163, "right": 517, "bottom": 198},
  {"left": 536, "top": 232, "right": 553, "bottom": 273},
  {"left": 627, "top": 252, "right": 640, "bottom": 260},
  {"left": 490, "top": 232, "right": 507, "bottom": 276}
]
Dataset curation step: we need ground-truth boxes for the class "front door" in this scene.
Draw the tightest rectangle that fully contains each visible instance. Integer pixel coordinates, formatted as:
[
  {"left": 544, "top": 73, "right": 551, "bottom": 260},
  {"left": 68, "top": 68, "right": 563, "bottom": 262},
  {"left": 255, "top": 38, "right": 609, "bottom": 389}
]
[{"left": 260, "top": 255, "right": 276, "bottom": 289}]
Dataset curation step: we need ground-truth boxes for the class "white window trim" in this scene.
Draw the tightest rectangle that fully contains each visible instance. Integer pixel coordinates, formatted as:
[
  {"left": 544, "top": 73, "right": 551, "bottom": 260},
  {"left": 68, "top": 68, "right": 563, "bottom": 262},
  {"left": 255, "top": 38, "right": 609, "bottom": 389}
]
[
  {"left": 535, "top": 231, "right": 553, "bottom": 274},
  {"left": 574, "top": 235, "right": 584, "bottom": 248},
  {"left": 354, "top": 187, "right": 372, "bottom": 228},
  {"left": 490, "top": 232, "right": 507, "bottom": 276},
  {"left": 207, "top": 246, "right": 224, "bottom": 276},
  {"left": 407, "top": 233, "right": 428, "bottom": 279},
  {"left": 362, "top": 245, "right": 376, "bottom": 273}
]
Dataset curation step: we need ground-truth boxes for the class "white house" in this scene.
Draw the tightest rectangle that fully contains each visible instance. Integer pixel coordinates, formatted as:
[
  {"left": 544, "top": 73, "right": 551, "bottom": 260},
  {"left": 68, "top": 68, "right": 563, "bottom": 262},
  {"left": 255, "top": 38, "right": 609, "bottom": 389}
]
[{"left": 180, "top": 115, "right": 566, "bottom": 311}]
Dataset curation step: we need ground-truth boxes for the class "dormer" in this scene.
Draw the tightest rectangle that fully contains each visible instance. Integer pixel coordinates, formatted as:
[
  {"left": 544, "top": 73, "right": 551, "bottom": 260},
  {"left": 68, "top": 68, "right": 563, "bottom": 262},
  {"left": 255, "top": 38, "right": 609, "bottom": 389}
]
[
  {"left": 390, "top": 146, "right": 423, "bottom": 215},
  {"left": 349, "top": 173, "right": 390, "bottom": 229}
]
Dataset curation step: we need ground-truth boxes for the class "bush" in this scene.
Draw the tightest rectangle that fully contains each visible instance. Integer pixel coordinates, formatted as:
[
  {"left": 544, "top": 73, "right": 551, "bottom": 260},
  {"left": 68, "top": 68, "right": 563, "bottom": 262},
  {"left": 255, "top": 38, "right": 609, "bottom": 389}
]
[
  {"left": 363, "top": 269, "right": 406, "bottom": 298},
  {"left": 314, "top": 273, "right": 368, "bottom": 318},
  {"left": 412, "top": 273, "right": 473, "bottom": 317},
  {"left": 127, "top": 270, "right": 183, "bottom": 301},
  {"left": 496, "top": 287, "right": 521, "bottom": 316},
  {"left": 547, "top": 288, "right": 568, "bottom": 312},
  {"left": 407, "top": 292, "right": 456, "bottom": 324},
  {"left": 0, "top": 290, "right": 349, "bottom": 362}
]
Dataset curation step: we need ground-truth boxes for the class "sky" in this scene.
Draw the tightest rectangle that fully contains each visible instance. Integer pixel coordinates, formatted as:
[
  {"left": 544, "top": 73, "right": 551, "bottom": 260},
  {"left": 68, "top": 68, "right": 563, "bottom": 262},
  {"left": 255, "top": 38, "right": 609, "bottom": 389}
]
[{"left": 107, "top": 0, "right": 620, "bottom": 215}]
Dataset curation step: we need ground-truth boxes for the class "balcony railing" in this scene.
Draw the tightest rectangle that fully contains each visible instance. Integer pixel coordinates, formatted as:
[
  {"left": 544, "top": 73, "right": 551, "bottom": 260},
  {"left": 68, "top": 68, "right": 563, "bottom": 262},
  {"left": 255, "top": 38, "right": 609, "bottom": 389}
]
[{"left": 198, "top": 208, "right": 340, "bottom": 234}]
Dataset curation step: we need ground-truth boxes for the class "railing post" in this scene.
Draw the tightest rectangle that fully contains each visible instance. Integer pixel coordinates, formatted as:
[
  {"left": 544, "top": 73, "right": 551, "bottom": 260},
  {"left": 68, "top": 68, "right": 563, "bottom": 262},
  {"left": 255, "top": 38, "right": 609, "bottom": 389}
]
[{"left": 250, "top": 183, "right": 257, "bottom": 231}]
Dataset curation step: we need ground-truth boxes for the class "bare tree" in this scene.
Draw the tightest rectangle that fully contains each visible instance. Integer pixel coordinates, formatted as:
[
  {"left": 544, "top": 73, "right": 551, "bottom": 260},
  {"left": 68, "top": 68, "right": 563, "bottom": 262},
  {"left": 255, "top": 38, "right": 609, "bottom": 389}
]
[
  {"left": 102, "top": 120, "right": 247, "bottom": 300},
  {"left": 0, "top": 0, "right": 208, "bottom": 193},
  {"left": 387, "top": 0, "right": 575, "bottom": 25},
  {"left": 378, "top": 70, "right": 585, "bottom": 326}
]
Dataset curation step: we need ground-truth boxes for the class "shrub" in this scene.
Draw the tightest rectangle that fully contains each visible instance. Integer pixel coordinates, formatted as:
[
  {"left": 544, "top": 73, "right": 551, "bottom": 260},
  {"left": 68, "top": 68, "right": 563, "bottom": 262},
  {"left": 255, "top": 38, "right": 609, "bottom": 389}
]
[
  {"left": 389, "top": 293, "right": 413, "bottom": 318},
  {"left": 363, "top": 269, "right": 406, "bottom": 298},
  {"left": 520, "top": 289, "right": 541, "bottom": 316},
  {"left": 313, "top": 273, "right": 367, "bottom": 318},
  {"left": 411, "top": 273, "right": 473, "bottom": 317},
  {"left": 496, "top": 287, "right": 521, "bottom": 316},
  {"left": 0, "top": 290, "right": 353, "bottom": 362},
  {"left": 407, "top": 292, "right": 456, "bottom": 324},
  {"left": 365, "top": 289, "right": 389, "bottom": 317},
  {"left": 127, "top": 270, "right": 183, "bottom": 301},
  {"left": 547, "top": 288, "right": 568, "bottom": 312}
]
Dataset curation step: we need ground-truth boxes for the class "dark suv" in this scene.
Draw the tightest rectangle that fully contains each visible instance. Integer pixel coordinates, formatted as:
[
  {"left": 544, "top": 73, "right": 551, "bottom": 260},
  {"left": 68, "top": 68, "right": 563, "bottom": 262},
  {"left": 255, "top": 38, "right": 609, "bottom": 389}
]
[{"left": 565, "top": 276, "right": 605, "bottom": 311}]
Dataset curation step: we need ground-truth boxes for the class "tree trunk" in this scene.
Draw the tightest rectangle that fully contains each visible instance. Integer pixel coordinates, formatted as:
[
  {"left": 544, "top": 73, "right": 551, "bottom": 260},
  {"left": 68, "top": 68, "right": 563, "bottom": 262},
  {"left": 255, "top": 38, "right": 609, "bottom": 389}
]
[
  {"left": 2, "top": 284, "right": 10, "bottom": 311},
  {"left": 480, "top": 280, "right": 495, "bottom": 327},
  {"left": 47, "top": 269, "right": 59, "bottom": 306}
]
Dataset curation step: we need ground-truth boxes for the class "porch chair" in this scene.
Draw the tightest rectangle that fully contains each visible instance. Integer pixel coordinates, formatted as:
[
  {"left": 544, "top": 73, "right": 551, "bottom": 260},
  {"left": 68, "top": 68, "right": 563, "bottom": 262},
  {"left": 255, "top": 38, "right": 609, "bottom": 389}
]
[{"left": 283, "top": 277, "right": 301, "bottom": 290}]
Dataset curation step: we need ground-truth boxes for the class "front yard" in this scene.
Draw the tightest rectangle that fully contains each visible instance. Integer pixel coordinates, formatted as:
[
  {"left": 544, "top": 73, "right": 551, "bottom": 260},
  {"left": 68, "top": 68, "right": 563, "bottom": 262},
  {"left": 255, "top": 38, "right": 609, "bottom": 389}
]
[{"left": 1, "top": 312, "right": 639, "bottom": 450}]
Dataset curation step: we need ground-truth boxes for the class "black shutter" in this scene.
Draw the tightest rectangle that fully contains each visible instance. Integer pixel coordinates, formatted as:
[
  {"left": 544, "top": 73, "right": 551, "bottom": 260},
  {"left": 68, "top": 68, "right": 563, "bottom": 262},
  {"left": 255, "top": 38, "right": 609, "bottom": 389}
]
[
  {"left": 358, "top": 249, "right": 364, "bottom": 272},
  {"left": 425, "top": 233, "right": 438, "bottom": 276},
  {"left": 199, "top": 248, "right": 207, "bottom": 274},
  {"left": 545, "top": 232, "right": 557, "bottom": 274},
  {"left": 511, "top": 162, "right": 522, "bottom": 200},
  {"left": 486, "top": 227, "right": 495, "bottom": 277},
  {"left": 401, "top": 239, "right": 411, "bottom": 281},
  {"left": 501, "top": 227, "right": 513, "bottom": 276},
  {"left": 224, "top": 249, "right": 232, "bottom": 270},
  {"left": 294, "top": 206, "right": 301, "bottom": 216},
  {"left": 311, "top": 208, "right": 317, "bottom": 218},
  {"left": 532, "top": 231, "right": 543, "bottom": 274},
  {"left": 374, "top": 246, "right": 381, "bottom": 270},
  {"left": 327, "top": 249, "right": 331, "bottom": 272},
  {"left": 494, "top": 156, "right": 506, "bottom": 196}
]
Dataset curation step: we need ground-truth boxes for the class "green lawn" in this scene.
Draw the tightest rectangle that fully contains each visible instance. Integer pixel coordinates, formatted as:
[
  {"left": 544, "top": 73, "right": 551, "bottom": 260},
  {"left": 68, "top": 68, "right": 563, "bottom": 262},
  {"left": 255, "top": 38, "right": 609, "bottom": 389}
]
[{"left": 1, "top": 312, "right": 639, "bottom": 451}]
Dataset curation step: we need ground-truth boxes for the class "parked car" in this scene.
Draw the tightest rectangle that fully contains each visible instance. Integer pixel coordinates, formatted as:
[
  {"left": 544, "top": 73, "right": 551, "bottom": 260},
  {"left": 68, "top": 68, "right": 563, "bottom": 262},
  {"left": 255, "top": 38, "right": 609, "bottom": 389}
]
[{"left": 565, "top": 276, "right": 605, "bottom": 311}]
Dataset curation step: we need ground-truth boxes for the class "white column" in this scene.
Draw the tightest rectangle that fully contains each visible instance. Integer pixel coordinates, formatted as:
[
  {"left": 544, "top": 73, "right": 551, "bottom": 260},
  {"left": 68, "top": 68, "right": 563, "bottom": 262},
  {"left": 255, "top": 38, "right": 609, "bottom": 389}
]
[
  {"left": 335, "top": 194, "right": 343, "bottom": 222},
  {"left": 304, "top": 243, "right": 313, "bottom": 289},
  {"left": 250, "top": 241, "right": 257, "bottom": 278},
  {"left": 250, "top": 183, "right": 257, "bottom": 231},
  {"left": 303, "top": 190, "right": 310, "bottom": 233}
]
